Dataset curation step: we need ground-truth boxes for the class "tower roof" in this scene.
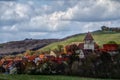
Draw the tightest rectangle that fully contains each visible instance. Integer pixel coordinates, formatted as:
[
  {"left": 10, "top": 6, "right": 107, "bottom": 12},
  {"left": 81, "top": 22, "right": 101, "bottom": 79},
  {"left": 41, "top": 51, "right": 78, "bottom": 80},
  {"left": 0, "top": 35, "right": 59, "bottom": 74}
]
[{"left": 84, "top": 32, "right": 94, "bottom": 41}]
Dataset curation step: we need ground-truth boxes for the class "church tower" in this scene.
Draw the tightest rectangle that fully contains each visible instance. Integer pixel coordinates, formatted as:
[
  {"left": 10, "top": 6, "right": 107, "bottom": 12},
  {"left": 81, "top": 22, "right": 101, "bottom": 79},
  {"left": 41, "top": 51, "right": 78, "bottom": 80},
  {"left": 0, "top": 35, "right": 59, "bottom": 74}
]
[{"left": 83, "top": 32, "right": 95, "bottom": 50}]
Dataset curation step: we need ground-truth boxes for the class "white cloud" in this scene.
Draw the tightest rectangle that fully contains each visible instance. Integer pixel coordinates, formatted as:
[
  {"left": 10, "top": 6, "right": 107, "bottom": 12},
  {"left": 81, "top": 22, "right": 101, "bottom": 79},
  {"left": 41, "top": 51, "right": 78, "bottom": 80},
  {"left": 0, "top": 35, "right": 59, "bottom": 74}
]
[
  {"left": 54, "top": 0, "right": 120, "bottom": 21},
  {"left": 0, "top": 0, "right": 120, "bottom": 43},
  {"left": 0, "top": 1, "right": 34, "bottom": 21}
]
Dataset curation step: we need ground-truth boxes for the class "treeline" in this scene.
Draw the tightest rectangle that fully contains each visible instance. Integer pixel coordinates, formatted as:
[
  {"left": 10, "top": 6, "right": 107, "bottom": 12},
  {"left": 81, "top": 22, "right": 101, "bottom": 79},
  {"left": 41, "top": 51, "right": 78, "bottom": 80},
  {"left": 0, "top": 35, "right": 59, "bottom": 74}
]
[{"left": 101, "top": 26, "right": 120, "bottom": 32}]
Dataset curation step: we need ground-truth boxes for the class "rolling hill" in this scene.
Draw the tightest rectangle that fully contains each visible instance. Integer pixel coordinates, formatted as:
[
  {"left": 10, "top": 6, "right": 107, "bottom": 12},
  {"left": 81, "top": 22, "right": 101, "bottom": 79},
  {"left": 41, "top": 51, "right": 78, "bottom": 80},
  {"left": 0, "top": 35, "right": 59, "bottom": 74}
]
[
  {"left": 40, "top": 30, "right": 120, "bottom": 51},
  {"left": 0, "top": 39, "right": 59, "bottom": 55},
  {"left": 0, "top": 30, "right": 120, "bottom": 55}
]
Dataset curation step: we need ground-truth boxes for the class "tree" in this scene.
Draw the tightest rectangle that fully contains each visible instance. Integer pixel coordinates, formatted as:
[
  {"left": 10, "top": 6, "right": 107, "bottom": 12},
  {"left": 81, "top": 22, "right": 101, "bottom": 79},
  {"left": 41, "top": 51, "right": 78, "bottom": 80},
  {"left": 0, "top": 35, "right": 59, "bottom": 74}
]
[
  {"left": 57, "top": 45, "right": 63, "bottom": 52},
  {"left": 107, "top": 41, "right": 117, "bottom": 44},
  {"left": 101, "top": 26, "right": 107, "bottom": 31}
]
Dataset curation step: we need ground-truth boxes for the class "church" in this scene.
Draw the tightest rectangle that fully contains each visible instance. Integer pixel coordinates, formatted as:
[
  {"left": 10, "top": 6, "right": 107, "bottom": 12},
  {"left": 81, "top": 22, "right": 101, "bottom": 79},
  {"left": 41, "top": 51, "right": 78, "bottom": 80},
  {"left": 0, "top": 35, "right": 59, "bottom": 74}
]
[
  {"left": 64, "top": 32, "right": 99, "bottom": 58},
  {"left": 78, "top": 32, "right": 99, "bottom": 50}
]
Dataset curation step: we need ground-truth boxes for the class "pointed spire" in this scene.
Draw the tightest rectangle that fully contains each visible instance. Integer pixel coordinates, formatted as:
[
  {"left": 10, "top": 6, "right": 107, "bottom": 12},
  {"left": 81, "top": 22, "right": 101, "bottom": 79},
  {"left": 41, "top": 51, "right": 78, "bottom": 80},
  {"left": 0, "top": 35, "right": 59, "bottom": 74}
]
[{"left": 84, "top": 32, "right": 94, "bottom": 41}]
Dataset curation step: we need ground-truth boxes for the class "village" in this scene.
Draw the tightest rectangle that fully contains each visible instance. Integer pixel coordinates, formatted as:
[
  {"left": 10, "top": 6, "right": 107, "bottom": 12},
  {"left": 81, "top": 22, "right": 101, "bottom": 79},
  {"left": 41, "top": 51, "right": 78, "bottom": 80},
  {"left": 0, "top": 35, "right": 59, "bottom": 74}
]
[{"left": 0, "top": 32, "right": 120, "bottom": 78}]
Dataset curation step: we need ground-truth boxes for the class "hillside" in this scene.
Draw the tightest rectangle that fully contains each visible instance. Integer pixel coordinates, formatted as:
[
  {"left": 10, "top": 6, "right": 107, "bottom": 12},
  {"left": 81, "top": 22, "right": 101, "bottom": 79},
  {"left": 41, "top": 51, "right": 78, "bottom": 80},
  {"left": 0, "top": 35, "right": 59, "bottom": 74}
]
[
  {"left": 0, "top": 39, "right": 59, "bottom": 55},
  {"left": 0, "top": 30, "right": 120, "bottom": 55},
  {"left": 40, "top": 31, "right": 120, "bottom": 51}
]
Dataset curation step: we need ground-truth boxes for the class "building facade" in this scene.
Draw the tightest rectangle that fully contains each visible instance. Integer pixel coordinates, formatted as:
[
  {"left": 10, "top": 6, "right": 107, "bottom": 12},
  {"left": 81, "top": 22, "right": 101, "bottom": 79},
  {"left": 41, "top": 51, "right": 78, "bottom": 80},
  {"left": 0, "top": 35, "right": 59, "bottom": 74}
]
[{"left": 83, "top": 32, "right": 95, "bottom": 50}]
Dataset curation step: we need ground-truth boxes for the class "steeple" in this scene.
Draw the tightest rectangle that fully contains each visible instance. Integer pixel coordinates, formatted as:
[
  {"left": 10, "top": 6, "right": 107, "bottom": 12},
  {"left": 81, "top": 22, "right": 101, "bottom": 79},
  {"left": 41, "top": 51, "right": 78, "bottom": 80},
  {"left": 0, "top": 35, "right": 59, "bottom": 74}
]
[{"left": 84, "top": 32, "right": 94, "bottom": 41}]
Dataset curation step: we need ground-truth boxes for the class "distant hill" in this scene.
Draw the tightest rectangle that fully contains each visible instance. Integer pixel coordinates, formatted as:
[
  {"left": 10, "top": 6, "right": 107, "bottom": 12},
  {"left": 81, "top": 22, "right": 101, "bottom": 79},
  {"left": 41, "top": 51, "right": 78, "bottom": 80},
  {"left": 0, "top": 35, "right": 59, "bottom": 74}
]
[
  {"left": 40, "top": 30, "right": 120, "bottom": 51},
  {"left": 0, "top": 39, "right": 59, "bottom": 55}
]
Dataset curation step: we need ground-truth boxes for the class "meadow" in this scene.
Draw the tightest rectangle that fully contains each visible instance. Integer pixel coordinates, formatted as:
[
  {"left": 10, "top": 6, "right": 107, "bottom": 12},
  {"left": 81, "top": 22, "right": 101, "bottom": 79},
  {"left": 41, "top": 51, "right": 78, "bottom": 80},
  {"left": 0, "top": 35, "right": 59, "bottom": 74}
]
[
  {"left": 40, "top": 31, "right": 120, "bottom": 51},
  {"left": 0, "top": 74, "right": 113, "bottom": 80}
]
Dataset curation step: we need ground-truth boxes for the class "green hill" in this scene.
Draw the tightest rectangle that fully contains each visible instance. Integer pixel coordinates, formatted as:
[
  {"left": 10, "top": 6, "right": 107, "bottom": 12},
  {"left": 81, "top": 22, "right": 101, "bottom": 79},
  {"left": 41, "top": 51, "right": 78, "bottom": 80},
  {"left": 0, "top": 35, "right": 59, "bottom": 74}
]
[{"left": 40, "top": 31, "right": 120, "bottom": 51}]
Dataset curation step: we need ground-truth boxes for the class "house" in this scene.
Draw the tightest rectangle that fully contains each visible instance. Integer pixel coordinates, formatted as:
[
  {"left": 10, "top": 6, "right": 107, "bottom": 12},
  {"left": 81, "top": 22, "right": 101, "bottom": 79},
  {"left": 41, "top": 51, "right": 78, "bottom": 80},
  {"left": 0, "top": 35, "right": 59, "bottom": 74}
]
[
  {"left": 39, "top": 54, "right": 45, "bottom": 59},
  {"left": 27, "top": 55, "right": 36, "bottom": 61},
  {"left": 78, "top": 49, "right": 85, "bottom": 59},
  {"left": 50, "top": 51, "right": 57, "bottom": 57},
  {"left": 102, "top": 44, "right": 119, "bottom": 55},
  {"left": 14, "top": 57, "right": 22, "bottom": 61},
  {"left": 64, "top": 44, "right": 79, "bottom": 55}
]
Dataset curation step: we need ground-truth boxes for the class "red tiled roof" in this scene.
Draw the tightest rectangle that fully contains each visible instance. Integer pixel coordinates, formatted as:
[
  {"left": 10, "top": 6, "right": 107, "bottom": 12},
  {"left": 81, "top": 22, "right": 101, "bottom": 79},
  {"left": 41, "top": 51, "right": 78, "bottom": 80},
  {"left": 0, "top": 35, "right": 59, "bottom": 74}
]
[
  {"left": 78, "top": 43, "right": 99, "bottom": 49},
  {"left": 78, "top": 43, "right": 84, "bottom": 49},
  {"left": 103, "top": 44, "right": 118, "bottom": 51},
  {"left": 84, "top": 32, "right": 94, "bottom": 41},
  {"left": 28, "top": 55, "right": 36, "bottom": 61}
]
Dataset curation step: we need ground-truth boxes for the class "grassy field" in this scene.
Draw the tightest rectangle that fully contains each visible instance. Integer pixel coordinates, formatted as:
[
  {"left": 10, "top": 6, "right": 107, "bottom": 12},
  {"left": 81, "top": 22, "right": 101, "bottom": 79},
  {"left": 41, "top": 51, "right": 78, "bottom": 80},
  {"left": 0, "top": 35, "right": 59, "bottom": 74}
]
[
  {"left": 0, "top": 74, "right": 113, "bottom": 80},
  {"left": 40, "top": 31, "right": 120, "bottom": 51}
]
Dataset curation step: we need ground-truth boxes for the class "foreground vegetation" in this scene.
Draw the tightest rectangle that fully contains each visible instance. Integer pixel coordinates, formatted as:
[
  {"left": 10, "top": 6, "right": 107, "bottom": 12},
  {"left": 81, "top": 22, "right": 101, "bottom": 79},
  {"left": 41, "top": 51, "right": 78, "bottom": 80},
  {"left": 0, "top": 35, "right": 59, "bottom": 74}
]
[
  {"left": 40, "top": 31, "right": 120, "bottom": 51},
  {"left": 1, "top": 51, "right": 120, "bottom": 79},
  {"left": 0, "top": 74, "right": 113, "bottom": 80}
]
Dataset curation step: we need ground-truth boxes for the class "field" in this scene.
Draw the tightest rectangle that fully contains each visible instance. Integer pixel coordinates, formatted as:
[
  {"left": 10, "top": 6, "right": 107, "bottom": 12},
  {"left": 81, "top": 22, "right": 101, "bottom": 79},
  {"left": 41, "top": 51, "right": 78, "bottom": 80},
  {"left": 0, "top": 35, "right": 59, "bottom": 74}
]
[
  {"left": 40, "top": 31, "right": 120, "bottom": 51},
  {"left": 0, "top": 74, "right": 113, "bottom": 80}
]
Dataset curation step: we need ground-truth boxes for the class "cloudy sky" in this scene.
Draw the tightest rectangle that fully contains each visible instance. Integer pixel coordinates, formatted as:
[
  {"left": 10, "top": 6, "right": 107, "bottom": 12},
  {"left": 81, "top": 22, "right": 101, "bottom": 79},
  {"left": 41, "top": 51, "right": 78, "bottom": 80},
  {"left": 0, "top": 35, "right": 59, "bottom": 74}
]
[{"left": 0, "top": 0, "right": 120, "bottom": 43}]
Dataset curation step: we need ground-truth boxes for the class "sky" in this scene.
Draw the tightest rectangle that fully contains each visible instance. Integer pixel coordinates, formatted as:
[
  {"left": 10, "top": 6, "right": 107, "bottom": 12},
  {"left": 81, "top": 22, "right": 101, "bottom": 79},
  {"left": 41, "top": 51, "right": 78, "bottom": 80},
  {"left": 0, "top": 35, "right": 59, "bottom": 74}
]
[{"left": 0, "top": 0, "right": 120, "bottom": 43}]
